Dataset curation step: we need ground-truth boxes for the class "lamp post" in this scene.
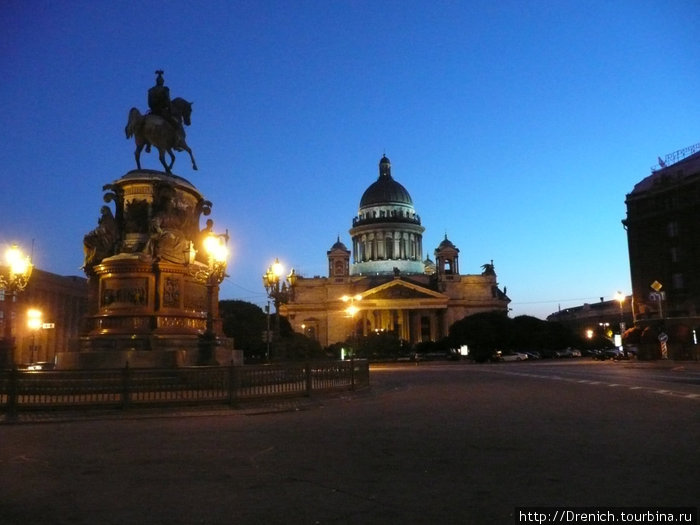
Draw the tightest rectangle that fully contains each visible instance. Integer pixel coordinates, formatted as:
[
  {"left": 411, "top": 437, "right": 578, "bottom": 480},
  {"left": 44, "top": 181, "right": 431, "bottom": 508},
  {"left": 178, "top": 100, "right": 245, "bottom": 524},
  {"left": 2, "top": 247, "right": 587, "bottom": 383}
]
[
  {"left": 193, "top": 231, "right": 229, "bottom": 365},
  {"left": 615, "top": 291, "right": 626, "bottom": 333},
  {"left": 342, "top": 294, "right": 362, "bottom": 358},
  {"left": 27, "top": 308, "right": 42, "bottom": 365},
  {"left": 1, "top": 244, "right": 33, "bottom": 367},
  {"left": 262, "top": 258, "right": 297, "bottom": 361}
]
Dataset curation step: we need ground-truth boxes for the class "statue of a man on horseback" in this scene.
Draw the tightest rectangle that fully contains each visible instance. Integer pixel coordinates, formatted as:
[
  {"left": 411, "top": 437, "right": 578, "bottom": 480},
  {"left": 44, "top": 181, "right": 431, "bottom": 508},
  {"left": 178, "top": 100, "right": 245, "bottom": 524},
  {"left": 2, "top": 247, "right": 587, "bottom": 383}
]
[{"left": 125, "top": 70, "right": 197, "bottom": 174}]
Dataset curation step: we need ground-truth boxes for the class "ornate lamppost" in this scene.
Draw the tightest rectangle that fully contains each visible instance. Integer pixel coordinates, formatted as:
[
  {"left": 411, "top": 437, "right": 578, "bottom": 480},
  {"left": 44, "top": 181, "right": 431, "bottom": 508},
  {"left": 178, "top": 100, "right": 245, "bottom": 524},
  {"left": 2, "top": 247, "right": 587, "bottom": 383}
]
[
  {"left": 262, "top": 258, "right": 297, "bottom": 361},
  {"left": 1, "top": 244, "right": 33, "bottom": 367},
  {"left": 615, "top": 291, "right": 626, "bottom": 333},
  {"left": 342, "top": 294, "right": 362, "bottom": 358},
  {"left": 192, "top": 231, "right": 229, "bottom": 364},
  {"left": 27, "top": 308, "right": 42, "bottom": 365}
]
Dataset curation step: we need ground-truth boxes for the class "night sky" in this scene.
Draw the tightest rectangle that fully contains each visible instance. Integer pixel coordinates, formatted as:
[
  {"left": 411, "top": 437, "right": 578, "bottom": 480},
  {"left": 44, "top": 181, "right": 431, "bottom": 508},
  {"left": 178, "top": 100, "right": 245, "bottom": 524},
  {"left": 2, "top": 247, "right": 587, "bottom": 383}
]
[{"left": 2, "top": 0, "right": 699, "bottom": 319}]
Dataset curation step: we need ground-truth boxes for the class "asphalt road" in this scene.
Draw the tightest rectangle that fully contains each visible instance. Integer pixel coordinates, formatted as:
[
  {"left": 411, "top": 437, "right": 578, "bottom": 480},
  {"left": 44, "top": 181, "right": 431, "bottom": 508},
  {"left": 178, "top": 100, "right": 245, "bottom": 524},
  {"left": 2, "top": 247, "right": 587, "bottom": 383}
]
[{"left": 1, "top": 360, "right": 698, "bottom": 525}]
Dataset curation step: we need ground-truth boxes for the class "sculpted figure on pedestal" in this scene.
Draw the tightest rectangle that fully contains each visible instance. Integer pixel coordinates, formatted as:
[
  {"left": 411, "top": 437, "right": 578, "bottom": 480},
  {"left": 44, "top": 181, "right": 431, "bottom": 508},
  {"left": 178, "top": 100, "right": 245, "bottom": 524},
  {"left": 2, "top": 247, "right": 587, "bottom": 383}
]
[
  {"left": 83, "top": 206, "right": 118, "bottom": 268},
  {"left": 125, "top": 70, "right": 197, "bottom": 174}
]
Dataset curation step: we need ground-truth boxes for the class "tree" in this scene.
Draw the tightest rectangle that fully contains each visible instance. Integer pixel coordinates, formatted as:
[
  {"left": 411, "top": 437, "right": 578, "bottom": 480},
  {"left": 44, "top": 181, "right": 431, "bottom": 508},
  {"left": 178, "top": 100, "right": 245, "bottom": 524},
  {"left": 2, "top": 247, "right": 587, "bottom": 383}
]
[
  {"left": 448, "top": 311, "right": 511, "bottom": 362},
  {"left": 219, "top": 300, "right": 322, "bottom": 362},
  {"left": 448, "top": 312, "right": 581, "bottom": 361},
  {"left": 219, "top": 300, "right": 267, "bottom": 361}
]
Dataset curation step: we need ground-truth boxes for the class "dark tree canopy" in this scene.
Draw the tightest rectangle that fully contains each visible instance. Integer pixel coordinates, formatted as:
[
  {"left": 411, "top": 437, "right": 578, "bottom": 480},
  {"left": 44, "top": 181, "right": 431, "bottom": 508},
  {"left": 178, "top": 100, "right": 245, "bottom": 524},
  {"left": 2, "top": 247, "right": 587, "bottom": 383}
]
[{"left": 448, "top": 312, "right": 582, "bottom": 362}]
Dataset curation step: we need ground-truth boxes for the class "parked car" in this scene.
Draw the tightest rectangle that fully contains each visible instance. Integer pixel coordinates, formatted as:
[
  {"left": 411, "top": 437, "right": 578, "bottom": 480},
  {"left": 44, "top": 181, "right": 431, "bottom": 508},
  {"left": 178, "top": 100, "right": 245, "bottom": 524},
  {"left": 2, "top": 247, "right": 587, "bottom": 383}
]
[
  {"left": 25, "top": 362, "right": 56, "bottom": 371},
  {"left": 553, "top": 348, "right": 573, "bottom": 358},
  {"left": 498, "top": 350, "right": 529, "bottom": 362},
  {"left": 524, "top": 351, "right": 541, "bottom": 360},
  {"left": 569, "top": 348, "right": 582, "bottom": 357},
  {"left": 592, "top": 348, "right": 623, "bottom": 360}
]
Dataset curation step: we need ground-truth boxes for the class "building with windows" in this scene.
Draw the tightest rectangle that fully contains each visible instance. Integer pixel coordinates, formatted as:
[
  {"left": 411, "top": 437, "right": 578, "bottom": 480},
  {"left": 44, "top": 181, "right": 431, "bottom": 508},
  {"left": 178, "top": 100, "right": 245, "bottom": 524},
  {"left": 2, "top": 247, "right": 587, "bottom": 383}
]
[
  {"left": 621, "top": 142, "right": 700, "bottom": 358},
  {"left": 280, "top": 155, "right": 510, "bottom": 347},
  {"left": 547, "top": 296, "right": 632, "bottom": 343},
  {"left": 1, "top": 267, "right": 87, "bottom": 366}
]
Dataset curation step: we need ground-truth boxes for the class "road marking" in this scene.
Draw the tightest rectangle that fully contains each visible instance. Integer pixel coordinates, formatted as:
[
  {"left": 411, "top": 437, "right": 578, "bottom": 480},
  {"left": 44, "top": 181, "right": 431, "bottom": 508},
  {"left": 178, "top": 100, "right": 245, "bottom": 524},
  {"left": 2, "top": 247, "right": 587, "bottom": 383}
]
[{"left": 482, "top": 368, "right": 699, "bottom": 400}]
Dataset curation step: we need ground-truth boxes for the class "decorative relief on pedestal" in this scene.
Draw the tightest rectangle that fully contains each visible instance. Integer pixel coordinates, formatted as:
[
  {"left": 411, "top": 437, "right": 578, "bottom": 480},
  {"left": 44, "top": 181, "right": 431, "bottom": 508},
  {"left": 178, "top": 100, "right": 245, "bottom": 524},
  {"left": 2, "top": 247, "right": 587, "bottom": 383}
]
[
  {"left": 96, "top": 316, "right": 150, "bottom": 331},
  {"left": 184, "top": 281, "right": 207, "bottom": 311},
  {"left": 162, "top": 276, "right": 181, "bottom": 308},
  {"left": 101, "top": 277, "right": 149, "bottom": 308},
  {"left": 158, "top": 316, "right": 206, "bottom": 331}
]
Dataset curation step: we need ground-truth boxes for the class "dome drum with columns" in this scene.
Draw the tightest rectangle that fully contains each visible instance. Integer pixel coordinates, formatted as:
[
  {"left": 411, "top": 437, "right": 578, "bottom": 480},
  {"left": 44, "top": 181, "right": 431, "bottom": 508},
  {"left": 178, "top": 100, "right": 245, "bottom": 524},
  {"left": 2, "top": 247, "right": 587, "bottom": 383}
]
[
  {"left": 350, "top": 156, "right": 425, "bottom": 275},
  {"left": 280, "top": 156, "right": 510, "bottom": 348}
]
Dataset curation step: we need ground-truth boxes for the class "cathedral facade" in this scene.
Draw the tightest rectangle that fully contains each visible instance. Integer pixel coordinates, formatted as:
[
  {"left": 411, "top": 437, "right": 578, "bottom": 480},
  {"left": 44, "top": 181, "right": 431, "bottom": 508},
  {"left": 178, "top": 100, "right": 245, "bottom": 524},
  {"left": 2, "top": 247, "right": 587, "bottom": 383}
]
[{"left": 280, "top": 155, "right": 510, "bottom": 347}]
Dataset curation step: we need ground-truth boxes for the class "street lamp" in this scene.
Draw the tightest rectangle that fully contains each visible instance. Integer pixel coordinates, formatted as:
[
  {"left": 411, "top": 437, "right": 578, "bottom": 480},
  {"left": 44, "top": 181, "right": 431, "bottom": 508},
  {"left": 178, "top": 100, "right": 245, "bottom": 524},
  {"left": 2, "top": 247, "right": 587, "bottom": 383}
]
[
  {"left": 262, "top": 258, "right": 297, "bottom": 360},
  {"left": 342, "top": 294, "right": 362, "bottom": 358},
  {"left": 615, "top": 291, "right": 626, "bottom": 333},
  {"left": 27, "top": 308, "right": 42, "bottom": 364},
  {"left": 192, "top": 230, "right": 229, "bottom": 364},
  {"left": 1, "top": 244, "right": 33, "bottom": 367}
]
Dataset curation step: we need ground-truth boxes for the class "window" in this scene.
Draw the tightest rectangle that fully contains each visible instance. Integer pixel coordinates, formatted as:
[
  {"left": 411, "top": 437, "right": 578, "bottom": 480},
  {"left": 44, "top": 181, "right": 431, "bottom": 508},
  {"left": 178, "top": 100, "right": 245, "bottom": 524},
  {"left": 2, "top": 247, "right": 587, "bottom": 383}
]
[
  {"left": 670, "top": 247, "right": 679, "bottom": 263},
  {"left": 672, "top": 273, "right": 684, "bottom": 290},
  {"left": 667, "top": 221, "right": 679, "bottom": 237}
]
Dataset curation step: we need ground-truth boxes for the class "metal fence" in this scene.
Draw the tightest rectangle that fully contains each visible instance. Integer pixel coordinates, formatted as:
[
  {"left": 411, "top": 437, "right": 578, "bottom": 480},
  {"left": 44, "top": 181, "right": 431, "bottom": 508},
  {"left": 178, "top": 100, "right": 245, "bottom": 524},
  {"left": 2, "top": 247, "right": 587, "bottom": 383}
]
[{"left": 0, "top": 360, "right": 369, "bottom": 418}]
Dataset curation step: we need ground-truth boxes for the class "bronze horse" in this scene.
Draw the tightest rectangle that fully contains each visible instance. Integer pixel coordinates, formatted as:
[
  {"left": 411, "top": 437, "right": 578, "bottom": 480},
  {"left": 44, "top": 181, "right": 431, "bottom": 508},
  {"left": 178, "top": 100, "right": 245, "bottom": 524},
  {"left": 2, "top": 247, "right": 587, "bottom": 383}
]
[{"left": 125, "top": 97, "right": 198, "bottom": 174}]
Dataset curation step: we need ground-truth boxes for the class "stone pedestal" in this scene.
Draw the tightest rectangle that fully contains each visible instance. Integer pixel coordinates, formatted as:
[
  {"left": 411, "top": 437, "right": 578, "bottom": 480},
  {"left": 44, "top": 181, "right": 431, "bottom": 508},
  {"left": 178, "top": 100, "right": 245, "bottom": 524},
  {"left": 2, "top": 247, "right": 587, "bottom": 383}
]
[{"left": 57, "top": 170, "right": 241, "bottom": 369}]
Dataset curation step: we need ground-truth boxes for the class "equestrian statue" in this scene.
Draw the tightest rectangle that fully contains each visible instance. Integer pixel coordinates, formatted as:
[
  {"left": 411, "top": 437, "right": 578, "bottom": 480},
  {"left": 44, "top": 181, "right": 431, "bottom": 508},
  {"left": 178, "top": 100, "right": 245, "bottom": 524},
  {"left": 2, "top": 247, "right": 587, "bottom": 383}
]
[{"left": 125, "top": 70, "right": 198, "bottom": 174}]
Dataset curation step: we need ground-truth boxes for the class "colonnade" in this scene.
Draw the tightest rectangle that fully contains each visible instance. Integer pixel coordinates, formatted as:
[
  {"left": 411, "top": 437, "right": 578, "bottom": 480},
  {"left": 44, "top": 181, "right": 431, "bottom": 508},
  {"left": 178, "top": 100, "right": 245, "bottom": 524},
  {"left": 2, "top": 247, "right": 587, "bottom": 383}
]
[
  {"left": 352, "top": 232, "right": 423, "bottom": 263},
  {"left": 350, "top": 307, "right": 445, "bottom": 344}
]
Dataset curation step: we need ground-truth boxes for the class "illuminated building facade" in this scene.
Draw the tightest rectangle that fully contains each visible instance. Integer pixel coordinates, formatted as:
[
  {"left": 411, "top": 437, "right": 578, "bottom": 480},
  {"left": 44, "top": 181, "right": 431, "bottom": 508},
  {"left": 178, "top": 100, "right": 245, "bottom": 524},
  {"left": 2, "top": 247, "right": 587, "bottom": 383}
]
[{"left": 280, "top": 155, "right": 510, "bottom": 347}]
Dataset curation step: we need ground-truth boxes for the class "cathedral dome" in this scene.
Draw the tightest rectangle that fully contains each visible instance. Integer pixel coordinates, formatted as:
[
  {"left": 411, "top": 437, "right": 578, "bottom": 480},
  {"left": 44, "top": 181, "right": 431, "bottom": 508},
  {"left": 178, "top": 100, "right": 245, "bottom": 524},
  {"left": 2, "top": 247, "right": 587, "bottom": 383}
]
[
  {"left": 329, "top": 236, "right": 349, "bottom": 252},
  {"left": 359, "top": 155, "right": 414, "bottom": 208},
  {"left": 437, "top": 235, "right": 457, "bottom": 250}
]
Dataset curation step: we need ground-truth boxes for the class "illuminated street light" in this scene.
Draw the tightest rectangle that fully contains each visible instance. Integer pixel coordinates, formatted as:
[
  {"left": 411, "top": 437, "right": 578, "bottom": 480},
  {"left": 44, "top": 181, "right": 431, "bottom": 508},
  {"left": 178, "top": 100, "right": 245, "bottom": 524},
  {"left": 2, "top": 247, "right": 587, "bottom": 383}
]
[
  {"left": 1, "top": 244, "right": 33, "bottom": 367},
  {"left": 342, "top": 294, "right": 362, "bottom": 357},
  {"left": 27, "top": 308, "right": 42, "bottom": 364},
  {"left": 615, "top": 290, "right": 626, "bottom": 334},
  {"left": 262, "top": 258, "right": 297, "bottom": 360},
  {"left": 193, "top": 230, "right": 229, "bottom": 364}
]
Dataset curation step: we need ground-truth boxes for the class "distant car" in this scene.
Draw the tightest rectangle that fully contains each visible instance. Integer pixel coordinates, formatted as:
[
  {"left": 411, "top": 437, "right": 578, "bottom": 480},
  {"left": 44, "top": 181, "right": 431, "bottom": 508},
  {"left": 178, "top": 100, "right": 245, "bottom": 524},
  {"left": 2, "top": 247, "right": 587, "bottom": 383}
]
[
  {"left": 499, "top": 351, "right": 529, "bottom": 362},
  {"left": 26, "top": 362, "right": 56, "bottom": 371},
  {"left": 593, "top": 349, "right": 622, "bottom": 360},
  {"left": 553, "top": 348, "right": 573, "bottom": 358},
  {"left": 524, "top": 351, "right": 541, "bottom": 360},
  {"left": 569, "top": 348, "right": 582, "bottom": 357}
]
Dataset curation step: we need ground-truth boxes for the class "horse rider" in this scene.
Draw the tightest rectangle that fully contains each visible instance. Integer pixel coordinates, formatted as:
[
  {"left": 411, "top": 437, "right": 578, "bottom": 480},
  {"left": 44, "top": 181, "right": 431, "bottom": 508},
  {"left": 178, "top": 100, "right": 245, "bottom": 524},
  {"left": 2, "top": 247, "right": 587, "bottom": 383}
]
[{"left": 147, "top": 70, "right": 185, "bottom": 147}]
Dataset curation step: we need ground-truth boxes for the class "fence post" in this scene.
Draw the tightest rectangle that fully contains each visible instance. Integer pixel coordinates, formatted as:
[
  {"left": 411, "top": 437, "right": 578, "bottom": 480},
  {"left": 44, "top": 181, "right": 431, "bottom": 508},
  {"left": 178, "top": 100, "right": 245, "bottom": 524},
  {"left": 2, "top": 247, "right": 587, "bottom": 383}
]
[
  {"left": 228, "top": 362, "right": 240, "bottom": 408},
  {"left": 121, "top": 362, "right": 131, "bottom": 409},
  {"left": 350, "top": 356, "right": 355, "bottom": 391},
  {"left": 305, "top": 361, "right": 312, "bottom": 397},
  {"left": 7, "top": 366, "right": 19, "bottom": 420}
]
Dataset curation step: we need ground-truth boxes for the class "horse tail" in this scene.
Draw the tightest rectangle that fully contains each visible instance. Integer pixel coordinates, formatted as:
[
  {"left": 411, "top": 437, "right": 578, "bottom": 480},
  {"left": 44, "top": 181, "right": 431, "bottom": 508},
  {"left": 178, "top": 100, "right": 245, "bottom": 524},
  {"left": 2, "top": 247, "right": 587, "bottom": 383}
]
[{"left": 125, "top": 107, "right": 141, "bottom": 139}]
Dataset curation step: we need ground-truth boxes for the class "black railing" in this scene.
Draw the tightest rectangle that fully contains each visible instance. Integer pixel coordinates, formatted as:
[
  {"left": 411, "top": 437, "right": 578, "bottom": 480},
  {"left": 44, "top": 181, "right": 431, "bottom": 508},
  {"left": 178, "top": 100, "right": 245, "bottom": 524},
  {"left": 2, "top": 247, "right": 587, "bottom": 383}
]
[{"left": 0, "top": 360, "right": 369, "bottom": 419}]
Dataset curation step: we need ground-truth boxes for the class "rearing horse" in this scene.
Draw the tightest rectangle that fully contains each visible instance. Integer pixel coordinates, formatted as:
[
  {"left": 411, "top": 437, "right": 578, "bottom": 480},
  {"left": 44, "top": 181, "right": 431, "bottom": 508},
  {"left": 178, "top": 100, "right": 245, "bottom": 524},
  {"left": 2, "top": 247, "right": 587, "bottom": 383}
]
[{"left": 125, "top": 97, "right": 198, "bottom": 174}]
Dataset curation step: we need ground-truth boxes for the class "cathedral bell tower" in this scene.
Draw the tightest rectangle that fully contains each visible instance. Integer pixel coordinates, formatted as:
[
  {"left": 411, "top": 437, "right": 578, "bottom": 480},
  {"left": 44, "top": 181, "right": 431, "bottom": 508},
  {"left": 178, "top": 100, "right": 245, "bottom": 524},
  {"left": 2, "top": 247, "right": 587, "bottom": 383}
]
[
  {"left": 435, "top": 235, "right": 460, "bottom": 277},
  {"left": 327, "top": 236, "right": 351, "bottom": 279}
]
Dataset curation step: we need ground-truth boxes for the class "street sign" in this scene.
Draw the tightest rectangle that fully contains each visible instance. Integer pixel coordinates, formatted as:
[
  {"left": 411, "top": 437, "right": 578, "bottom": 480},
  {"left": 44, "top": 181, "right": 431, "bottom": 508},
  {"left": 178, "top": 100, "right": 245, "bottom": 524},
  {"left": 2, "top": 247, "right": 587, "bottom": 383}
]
[
  {"left": 651, "top": 280, "right": 663, "bottom": 292},
  {"left": 658, "top": 332, "right": 668, "bottom": 343},
  {"left": 42, "top": 323, "right": 55, "bottom": 329}
]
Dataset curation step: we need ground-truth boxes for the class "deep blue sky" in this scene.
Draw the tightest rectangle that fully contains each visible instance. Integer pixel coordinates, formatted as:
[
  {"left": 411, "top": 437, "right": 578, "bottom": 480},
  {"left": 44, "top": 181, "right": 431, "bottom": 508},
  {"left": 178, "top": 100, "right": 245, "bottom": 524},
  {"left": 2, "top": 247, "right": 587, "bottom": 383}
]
[{"left": 2, "top": 0, "right": 699, "bottom": 319}]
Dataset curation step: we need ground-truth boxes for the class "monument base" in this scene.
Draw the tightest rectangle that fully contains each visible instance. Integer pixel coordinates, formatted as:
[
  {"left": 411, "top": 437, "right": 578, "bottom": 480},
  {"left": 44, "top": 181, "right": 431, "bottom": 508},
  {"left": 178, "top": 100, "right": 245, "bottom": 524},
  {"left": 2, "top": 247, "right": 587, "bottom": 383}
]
[
  {"left": 74, "top": 170, "right": 240, "bottom": 370},
  {"left": 56, "top": 335, "right": 242, "bottom": 369}
]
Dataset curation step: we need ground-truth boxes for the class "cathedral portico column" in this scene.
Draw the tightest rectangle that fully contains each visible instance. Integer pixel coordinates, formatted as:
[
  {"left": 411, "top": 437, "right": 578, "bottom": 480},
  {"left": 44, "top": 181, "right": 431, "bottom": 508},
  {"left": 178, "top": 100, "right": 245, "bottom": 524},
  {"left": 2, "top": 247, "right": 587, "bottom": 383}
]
[
  {"left": 410, "top": 310, "right": 421, "bottom": 342},
  {"left": 429, "top": 312, "right": 438, "bottom": 340}
]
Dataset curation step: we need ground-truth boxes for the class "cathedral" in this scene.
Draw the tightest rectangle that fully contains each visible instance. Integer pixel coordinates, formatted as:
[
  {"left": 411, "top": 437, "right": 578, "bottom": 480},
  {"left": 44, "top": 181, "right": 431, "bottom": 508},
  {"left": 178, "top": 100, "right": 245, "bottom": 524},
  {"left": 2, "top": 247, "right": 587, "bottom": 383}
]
[{"left": 280, "top": 155, "right": 510, "bottom": 347}]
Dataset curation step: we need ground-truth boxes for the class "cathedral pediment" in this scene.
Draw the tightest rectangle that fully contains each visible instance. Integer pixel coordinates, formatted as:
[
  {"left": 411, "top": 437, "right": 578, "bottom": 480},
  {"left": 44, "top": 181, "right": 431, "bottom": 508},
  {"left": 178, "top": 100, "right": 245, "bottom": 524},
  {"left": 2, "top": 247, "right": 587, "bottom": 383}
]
[{"left": 362, "top": 279, "right": 446, "bottom": 301}]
